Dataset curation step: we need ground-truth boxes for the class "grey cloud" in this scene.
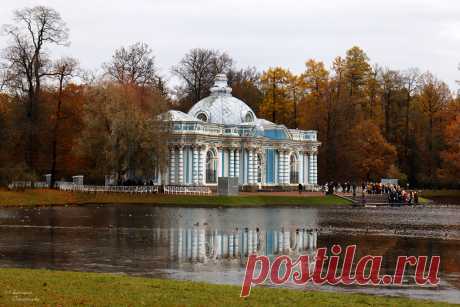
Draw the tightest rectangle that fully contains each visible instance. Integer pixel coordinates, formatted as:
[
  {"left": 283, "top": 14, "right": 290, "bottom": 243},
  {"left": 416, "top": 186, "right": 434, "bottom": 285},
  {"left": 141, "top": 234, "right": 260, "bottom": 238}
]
[{"left": 0, "top": 0, "right": 458, "bottom": 89}]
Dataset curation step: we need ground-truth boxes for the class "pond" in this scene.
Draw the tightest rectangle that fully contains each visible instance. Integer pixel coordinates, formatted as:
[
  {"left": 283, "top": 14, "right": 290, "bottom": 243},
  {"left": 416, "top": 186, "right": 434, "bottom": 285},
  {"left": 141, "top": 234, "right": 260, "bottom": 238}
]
[{"left": 0, "top": 204, "right": 459, "bottom": 304}]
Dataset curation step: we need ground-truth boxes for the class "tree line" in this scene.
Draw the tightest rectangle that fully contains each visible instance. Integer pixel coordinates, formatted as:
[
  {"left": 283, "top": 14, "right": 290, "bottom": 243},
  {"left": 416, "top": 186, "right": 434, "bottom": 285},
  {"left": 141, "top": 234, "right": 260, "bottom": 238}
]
[{"left": 0, "top": 6, "right": 458, "bottom": 187}]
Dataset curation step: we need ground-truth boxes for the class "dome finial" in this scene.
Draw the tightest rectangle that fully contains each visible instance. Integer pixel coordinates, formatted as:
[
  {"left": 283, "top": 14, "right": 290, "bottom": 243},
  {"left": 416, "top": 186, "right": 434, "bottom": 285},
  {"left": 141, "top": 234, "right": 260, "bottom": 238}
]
[{"left": 210, "top": 73, "right": 232, "bottom": 96}]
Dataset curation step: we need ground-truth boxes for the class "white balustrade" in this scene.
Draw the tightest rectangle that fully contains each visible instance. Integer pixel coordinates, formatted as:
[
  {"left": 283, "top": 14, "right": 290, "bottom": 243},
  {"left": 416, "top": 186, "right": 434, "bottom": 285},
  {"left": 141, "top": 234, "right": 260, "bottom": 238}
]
[{"left": 53, "top": 182, "right": 211, "bottom": 195}]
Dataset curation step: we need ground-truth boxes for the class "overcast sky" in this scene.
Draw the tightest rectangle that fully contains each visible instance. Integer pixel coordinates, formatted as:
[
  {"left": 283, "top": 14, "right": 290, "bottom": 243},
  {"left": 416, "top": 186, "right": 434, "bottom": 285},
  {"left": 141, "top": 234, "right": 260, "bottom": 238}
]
[{"left": 1, "top": 0, "right": 459, "bottom": 90}]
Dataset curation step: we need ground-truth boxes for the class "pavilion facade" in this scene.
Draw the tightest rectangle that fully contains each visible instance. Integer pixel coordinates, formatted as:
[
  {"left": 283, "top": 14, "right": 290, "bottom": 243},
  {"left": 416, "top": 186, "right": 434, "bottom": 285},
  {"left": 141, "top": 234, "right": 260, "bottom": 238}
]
[{"left": 156, "top": 74, "right": 320, "bottom": 189}]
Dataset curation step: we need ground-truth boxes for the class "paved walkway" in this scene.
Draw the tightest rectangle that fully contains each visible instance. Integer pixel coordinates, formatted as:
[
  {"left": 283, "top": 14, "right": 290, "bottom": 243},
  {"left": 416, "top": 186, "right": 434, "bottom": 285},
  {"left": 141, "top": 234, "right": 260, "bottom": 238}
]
[{"left": 239, "top": 191, "right": 325, "bottom": 197}]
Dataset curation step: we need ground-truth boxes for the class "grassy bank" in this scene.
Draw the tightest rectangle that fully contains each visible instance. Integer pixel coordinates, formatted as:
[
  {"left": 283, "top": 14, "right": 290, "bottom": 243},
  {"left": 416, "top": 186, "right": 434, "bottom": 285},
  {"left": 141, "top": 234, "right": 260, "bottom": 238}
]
[
  {"left": 420, "top": 190, "right": 460, "bottom": 205},
  {"left": 0, "top": 268, "right": 455, "bottom": 307},
  {"left": 420, "top": 190, "right": 460, "bottom": 199},
  {"left": 0, "top": 189, "right": 351, "bottom": 207}
]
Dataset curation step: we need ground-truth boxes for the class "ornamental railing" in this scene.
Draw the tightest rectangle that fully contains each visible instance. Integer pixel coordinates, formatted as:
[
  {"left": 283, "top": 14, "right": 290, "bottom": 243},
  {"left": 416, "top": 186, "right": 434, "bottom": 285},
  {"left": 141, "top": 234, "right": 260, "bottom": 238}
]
[
  {"left": 8, "top": 181, "right": 48, "bottom": 190},
  {"left": 163, "top": 185, "right": 212, "bottom": 195},
  {"left": 289, "top": 130, "right": 317, "bottom": 141},
  {"left": 55, "top": 182, "right": 212, "bottom": 195},
  {"left": 170, "top": 122, "right": 256, "bottom": 137}
]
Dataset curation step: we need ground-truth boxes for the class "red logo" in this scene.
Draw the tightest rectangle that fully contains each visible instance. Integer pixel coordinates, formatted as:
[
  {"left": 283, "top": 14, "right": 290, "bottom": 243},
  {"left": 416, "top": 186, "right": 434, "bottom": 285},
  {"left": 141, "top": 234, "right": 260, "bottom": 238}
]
[{"left": 241, "top": 245, "right": 440, "bottom": 297}]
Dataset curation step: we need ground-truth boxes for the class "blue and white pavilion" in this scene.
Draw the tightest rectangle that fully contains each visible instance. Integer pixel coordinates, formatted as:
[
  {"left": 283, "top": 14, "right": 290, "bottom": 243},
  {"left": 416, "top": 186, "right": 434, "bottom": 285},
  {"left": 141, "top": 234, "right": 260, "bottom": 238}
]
[{"left": 159, "top": 74, "right": 320, "bottom": 188}]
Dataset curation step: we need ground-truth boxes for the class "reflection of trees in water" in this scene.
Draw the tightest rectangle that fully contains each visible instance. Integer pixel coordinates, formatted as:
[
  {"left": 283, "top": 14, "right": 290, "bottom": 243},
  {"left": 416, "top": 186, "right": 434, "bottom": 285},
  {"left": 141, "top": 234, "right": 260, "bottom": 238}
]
[{"left": 159, "top": 227, "right": 318, "bottom": 263}]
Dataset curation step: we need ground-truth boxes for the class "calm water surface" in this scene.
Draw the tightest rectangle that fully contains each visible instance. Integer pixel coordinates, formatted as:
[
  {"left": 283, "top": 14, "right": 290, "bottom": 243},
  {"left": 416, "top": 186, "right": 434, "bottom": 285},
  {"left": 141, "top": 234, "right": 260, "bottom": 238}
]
[{"left": 0, "top": 204, "right": 459, "bottom": 304}]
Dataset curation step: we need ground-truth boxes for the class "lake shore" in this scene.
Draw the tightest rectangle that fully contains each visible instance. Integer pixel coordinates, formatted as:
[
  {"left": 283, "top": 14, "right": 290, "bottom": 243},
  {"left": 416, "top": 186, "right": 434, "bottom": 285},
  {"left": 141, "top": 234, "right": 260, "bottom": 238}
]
[
  {"left": 0, "top": 268, "right": 455, "bottom": 307},
  {"left": 0, "top": 188, "right": 457, "bottom": 208},
  {"left": 0, "top": 188, "right": 351, "bottom": 208}
]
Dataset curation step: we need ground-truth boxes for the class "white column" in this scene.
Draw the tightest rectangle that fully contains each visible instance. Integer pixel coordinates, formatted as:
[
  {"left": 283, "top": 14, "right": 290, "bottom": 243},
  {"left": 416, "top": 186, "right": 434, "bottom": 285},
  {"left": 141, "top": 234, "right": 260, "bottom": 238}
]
[
  {"left": 278, "top": 150, "right": 283, "bottom": 184},
  {"left": 312, "top": 153, "right": 318, "bottom": 185},
  {"left": 281, "top": 151, "right": 286, "bottom": 184},
  {"left": 178, "top": 146, "right": 184, "bottom": 185},
  {"left": 249, "top": 151, "right": 253, "bottom": 184},
  {"left": 199, "top": 146, "right": 206, "bottom": 185},
  {"left": 303, "top": 152, "right": 309, "bottom": 184},
  {"left": 217, "top": 148, "right": 223, "bottom": 178},
  {"left": 253, "top": 150, "right": 259, "bottom": 183},
  {"left": 235, "top": 149, "right": 240, "bottom": 179},
  {"left": 308, "top": 153, "right": 314, "bottom": 184},
  {"left": 229, "top": 149, "right": 235, "bottom": 177},
  {"left": 284, "top": 151, "right": 289, "bottom": 184},
  {"left": 169, "top": 147, "right": 176, "bottom": 184},
  {"left": 284, "top": 152, "right": 289, "bottom": 184},
  {"left": 192, "top": 147, "right": 198, "bottom": 185},
  {"left": 299, "top": 152, "right": 304, "bottom": 184}
]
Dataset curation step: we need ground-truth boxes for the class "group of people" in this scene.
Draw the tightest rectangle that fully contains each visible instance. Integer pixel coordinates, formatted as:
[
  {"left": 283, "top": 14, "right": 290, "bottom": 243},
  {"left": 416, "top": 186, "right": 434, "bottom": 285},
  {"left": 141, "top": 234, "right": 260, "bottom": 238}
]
[
  {"left": 362, "top": 182, "right": 387, "bottom": 194},
  {"left": 385, "top": 185, "right": 419, "bottom": 205},
  {"left": 323, "top": 182, "right": 357, "bottom": 195},
  {"left": 362, "top": 182, "right": 420, "bottom": 205},
  {"left": 322, "top": 181, "right": 420, "bottom": 205}
]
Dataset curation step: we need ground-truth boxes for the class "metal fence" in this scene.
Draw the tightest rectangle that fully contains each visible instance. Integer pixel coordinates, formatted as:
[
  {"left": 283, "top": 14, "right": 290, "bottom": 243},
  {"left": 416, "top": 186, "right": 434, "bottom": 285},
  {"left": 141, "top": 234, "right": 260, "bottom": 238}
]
[
  {"left": 163, "top": 185, "right": 212, "bottom": 195},
  {"left": 55, "top": 182, "right": 212, "bottom": 195},
  {"left": 8, "top": 181, "right": 48, "bottom": 190}
]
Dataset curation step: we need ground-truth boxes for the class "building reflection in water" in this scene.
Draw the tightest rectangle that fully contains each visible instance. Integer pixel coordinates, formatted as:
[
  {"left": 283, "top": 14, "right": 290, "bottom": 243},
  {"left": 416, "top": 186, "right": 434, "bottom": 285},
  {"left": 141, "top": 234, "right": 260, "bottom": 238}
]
[{"left": 157, "top": 227, "right": 318, "bottom": 263}]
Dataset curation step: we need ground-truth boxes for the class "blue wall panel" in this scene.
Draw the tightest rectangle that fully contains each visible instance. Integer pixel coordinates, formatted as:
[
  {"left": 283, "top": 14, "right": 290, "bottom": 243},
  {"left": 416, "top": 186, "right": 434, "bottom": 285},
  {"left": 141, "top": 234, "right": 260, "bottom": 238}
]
[{"left": 265, "top": 149, "right": 275, "bottom": 184}]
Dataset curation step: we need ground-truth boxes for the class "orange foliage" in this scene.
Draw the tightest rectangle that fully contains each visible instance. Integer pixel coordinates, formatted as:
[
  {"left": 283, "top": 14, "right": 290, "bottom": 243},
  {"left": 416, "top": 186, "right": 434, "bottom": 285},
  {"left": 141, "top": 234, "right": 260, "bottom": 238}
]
[
  {"left": 344, "top": 120, "right": 397, "bottom": 181},
  {"left": 439, "top": 115, "right": 460, "bottom": 182}
]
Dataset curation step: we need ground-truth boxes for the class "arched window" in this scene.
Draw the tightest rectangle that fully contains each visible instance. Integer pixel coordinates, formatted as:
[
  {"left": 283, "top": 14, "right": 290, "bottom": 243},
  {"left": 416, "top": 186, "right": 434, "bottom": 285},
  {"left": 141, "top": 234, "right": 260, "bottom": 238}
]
[
  {"left": 206, "top": 150, "right": 217, "bottom": 183},
  {"left": 290, "top": 154, "right": 299, "bottom": 184},
  {"left": 257, "top": 154, "right": 262, "bottom": 183},
  {"left": 244, "top": 111, "right": 254, "bottom": 123},
  {"left": 197, "top": 112, "right": 208, "bottom": 122}
]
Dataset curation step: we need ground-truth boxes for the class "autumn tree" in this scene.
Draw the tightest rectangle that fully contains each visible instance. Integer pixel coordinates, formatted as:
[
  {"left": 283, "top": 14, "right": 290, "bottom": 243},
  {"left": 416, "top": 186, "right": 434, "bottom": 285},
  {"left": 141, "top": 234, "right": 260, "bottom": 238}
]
[
  {"left": 1, "top": 6, "right": 70, "bottom": 170},
  {"left": 438, "top": 114, "right": 460, "bottom": 185},
  {"left": 415, "top": 72, "right": 451, "bottom": 185},
  {"left": 365, "top": 65, "right": 380, "bottom": 120},
  {"left": 0, "top": 93, "right": 10, "bottom": 174},
  {"left": 99, "top": 43, "right": 171, "bottom": 181},
  {"left": 344, "top": 120, "right": 397, "bottom": 181},
  {"left": 297, "top": 60, "right": 334, "bottom": 179},
  {"left": 49, "top": 57, "right": 79, "bottom": 187},
  {"left": 378, "top": 68, "right": 403, "bottom": 142},
  {"left": 287, "top": 74, "right": 303, "bottom": 128},
  {"left": 103, "top": 42, "right": 167, "bottom": 94},
  {"left": 400, "top": 69, "right": 419, "bottom": 175},
  {"left": 227, "top": 67, "right": 262, "bottom": 116},
  {"left": 341, "top": 47, "right": 373, "bottom": 128},
  {"left": 298, "top": 59, "right": 329, "bottom": 130},
  {"left": 172, "top": 48, "right": 233, "bottom": 110},
  {"left": 259, "top": 67, "right": 294, "bottom": 126},
  {"left": 79, "top": 83, "right": 169, "bottom": 183},
  {"left": 344, "top": 46, "right": 372, "bottom": 99}
]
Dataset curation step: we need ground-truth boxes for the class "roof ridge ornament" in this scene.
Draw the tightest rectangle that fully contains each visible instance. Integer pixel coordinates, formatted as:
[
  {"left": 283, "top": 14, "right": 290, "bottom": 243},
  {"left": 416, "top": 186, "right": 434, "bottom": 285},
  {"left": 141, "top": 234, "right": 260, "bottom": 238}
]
[{"left": 210, "top": 73, "right": 232, "bottom": 96}]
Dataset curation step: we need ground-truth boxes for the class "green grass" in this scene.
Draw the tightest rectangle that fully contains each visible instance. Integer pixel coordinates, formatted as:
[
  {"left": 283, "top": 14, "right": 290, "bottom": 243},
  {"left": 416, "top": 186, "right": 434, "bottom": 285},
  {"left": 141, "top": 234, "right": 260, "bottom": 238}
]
[
  {"left": 420, "top": 190, "right": 460, "bottom": 198},
  {"left": 0, "top": 189, "right": 351, "bottom": 207},
  {"left": 419, "top": 190, "right": 460, "bottom": 205},
  {"left": 0, "top": 268, "right": 455, "bottom": 307}
]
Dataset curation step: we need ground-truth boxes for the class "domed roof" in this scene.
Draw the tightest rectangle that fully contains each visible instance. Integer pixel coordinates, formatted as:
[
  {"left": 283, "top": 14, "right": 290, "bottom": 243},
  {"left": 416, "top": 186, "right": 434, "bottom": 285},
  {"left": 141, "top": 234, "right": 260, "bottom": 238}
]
[
  {"left": 188, "top": 74, "right": 257, "bottom": 125},
  {"left": 161, "top": 110, "right": 200, "bottom": 122}
]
